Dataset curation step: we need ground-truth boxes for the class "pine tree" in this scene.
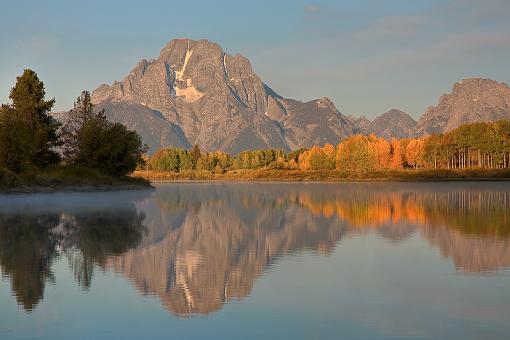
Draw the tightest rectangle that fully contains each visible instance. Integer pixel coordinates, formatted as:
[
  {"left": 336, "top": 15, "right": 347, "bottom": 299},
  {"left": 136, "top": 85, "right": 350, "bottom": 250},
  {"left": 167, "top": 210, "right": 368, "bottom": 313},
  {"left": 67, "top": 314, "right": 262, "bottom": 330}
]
[
  {"left": 190, "top": 144, "right": 201, "bottom": 169},
  {"left": 1, "top": 69, "right": 60, "bottom": 168}
]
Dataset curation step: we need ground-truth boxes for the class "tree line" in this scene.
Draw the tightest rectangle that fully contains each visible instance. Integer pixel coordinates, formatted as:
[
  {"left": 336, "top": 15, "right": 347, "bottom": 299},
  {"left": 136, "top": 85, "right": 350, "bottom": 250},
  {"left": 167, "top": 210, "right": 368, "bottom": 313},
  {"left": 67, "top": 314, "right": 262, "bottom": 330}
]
[
  {"left": 4, "top": 69, "right": 506, "bottom": 177},
  {"left": 0, "top": 69, "right": 145, "bottom": 177},
  {"left": 144, "top": 120, "right": 510, "bottom": 173}
]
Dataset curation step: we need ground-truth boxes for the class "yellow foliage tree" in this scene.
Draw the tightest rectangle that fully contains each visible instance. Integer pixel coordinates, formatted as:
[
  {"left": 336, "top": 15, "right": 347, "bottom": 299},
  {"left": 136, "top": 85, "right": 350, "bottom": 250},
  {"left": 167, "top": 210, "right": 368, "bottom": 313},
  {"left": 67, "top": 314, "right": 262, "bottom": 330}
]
[{"left": 389, "top": 138, "right": 403, "bottom": 169}]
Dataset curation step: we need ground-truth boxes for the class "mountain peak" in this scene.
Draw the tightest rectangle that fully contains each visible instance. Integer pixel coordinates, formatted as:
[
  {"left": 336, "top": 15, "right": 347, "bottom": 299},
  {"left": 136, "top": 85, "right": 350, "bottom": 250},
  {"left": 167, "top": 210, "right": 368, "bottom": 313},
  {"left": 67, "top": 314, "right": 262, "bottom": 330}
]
[
  {"left": 316, "top": 97, "right": 336, "bottom": 110},
  {"left": 452, "top": 78, "right": 507, "bottom": 93},
  {"left": 365, "top": 109, "right": 416, "bottom": 139},
  {"left": 89, "top": 38, "right": 510, "bottom": 151},
  {"left": 90, "top": 38, "right": 356, "bottom": 153},
  {"left": 345, "top": 115, "right": 371, "bottom": 133},
  {"left": 415, "top": 78, "right": 510, "bottom": 135}
]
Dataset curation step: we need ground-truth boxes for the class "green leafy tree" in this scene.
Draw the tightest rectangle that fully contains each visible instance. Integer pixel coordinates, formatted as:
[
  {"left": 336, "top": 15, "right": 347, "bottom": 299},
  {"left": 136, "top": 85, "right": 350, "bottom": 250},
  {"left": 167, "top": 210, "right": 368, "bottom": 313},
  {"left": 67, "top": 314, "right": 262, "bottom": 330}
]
[
  {"left": 179, "top": 149, "right": 193, "bottom": 171},
  {"left": 150, "top": 148, "right": 180, "bottom": 172},
  {"left": 61, "top": 91, "right": 106, "bottom": 163},
  {"left": 75, "top": 118, "right": 144, "bottom": 176},
  {"left": 0, "top": 113, "right": 37, "bottom": 172}
]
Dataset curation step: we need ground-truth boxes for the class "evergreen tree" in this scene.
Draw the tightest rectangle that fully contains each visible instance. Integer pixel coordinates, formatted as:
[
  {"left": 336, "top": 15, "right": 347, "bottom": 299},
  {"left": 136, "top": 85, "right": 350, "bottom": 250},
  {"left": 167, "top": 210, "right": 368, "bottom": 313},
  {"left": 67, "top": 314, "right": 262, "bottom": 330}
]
[
  {"left": 190, "top": 144, "right": 201, "bottom": 169},
  {"left": 1, "top": 69, "right": 60, "bottom": 167},
  {"left": 179, "top": 149, "right": 193, "bottom": 171}
]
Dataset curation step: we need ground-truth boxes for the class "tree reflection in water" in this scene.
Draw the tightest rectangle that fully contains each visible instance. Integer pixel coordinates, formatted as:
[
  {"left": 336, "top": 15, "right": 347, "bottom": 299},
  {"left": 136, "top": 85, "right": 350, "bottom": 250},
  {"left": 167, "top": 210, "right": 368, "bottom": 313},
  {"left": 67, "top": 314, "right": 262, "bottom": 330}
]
[
  {"left": 63, "top": 210, "right": 146, "bottom": 290},
  {"left": 1, "top": 183, "right": 509, "bottom": 316},
  {"left": 0, "top": 214, "right": 60, "bottom": 311},
  {"left": 108, "top": 183, "right": 510, "bottom": 317},
  {"left": 0, "top": 195, "right": 147, "bottom": 312}
]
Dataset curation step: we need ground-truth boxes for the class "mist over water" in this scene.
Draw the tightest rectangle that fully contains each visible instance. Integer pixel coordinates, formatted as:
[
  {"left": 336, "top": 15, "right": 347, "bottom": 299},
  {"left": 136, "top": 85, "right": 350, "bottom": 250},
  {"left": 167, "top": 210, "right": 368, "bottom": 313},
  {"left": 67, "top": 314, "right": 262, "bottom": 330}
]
[{"left": 1, "top": 182, "right": 510, "bottom": 339}]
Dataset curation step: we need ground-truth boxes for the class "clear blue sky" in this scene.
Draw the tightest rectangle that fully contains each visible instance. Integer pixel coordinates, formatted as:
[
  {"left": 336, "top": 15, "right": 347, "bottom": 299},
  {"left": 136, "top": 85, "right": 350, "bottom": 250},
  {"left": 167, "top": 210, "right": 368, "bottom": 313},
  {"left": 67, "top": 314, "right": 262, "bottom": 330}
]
[{"left": 1, "top": 0, "right": 509, "bottom": 119}]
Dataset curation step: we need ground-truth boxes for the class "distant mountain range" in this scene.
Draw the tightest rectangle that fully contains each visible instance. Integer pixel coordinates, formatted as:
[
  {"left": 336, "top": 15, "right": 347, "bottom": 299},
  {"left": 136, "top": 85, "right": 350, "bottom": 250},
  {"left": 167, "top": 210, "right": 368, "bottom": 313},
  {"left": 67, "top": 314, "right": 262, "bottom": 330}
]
[
  {"left": 86, "top": 38, "right": 510, "bottom": 153},
  {"left": 347, "top": 109, "right": 417, "bottom": 140}
]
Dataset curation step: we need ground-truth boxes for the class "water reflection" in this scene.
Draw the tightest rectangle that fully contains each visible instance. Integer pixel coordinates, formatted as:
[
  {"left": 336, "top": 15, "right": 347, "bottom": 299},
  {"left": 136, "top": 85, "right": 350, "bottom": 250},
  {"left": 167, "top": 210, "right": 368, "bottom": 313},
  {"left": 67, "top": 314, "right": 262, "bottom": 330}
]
[
  {"left": 0, "top": 191, "right": 148, "bottom": 311},
  {"left": 0, "top": 183, "right": 509, "bottom": 317},
  {"left": 0, "top": 213, "right": 60, "bottom": 311}
]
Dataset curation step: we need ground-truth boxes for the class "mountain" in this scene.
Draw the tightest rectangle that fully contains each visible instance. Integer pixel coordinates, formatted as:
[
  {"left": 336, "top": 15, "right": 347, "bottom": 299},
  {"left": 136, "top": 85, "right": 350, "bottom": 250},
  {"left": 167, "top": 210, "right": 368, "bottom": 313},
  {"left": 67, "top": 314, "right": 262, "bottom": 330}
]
[
  {"left": 87, "top": 40, "right": 510, "bottom": 148},
  {"left": 103, "top": 184, "right": 510, "bottom": 316},
  {"left": 91, "top": 39, "right": 356, "bottom": 154},
  {"left": 94, "top": 101, "right": 191, "bottom": 150},
  {"left": 365, "top": 109, "right": 417, "bottom": 139},
  {"left": 266, "top": 96, "right": 357, "bottom": 149},
  {"left": 345, "top": 115, "right": 371, "bottom": 133},
  {"left": 414, "top": 78, "right": 510, "bottom": 135}
]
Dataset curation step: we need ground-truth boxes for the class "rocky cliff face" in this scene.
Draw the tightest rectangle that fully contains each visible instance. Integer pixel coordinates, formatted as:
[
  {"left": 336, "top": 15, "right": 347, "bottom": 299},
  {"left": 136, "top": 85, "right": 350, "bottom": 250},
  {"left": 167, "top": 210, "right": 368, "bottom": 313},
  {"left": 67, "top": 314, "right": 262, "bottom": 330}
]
[
  {"left": 91, "top": 39, "right": 356, "bottom": 153},
  {"left": 89, "top": 40, "right": 510, "bottom": 150},
  {"left": 266, "top": 96, "right": 358, "bottom": 149},
  {"left": 346, "top": 115, "right": 371, "bottom": 133},
  {"left": 365, "top": 109, "right": 416, "bottom": 139},
  {"left": 414, "top": 78, "right": 510, "bottom": 135}
]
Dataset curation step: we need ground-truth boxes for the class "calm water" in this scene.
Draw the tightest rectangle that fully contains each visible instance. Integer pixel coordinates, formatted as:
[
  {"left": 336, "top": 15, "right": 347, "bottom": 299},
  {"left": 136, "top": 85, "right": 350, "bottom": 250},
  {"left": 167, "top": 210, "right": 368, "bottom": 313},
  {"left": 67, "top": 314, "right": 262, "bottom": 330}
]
[{"left": 1, "top": 182, "right": 510, "bottom": 339}]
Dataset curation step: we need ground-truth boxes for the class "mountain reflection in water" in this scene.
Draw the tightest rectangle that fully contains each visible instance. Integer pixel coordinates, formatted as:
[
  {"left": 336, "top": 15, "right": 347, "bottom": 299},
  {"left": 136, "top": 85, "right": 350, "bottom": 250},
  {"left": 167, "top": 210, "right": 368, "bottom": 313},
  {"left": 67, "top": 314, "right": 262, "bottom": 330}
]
[{"left": 0, "top": 183, "right": 509, "bottom": 317}]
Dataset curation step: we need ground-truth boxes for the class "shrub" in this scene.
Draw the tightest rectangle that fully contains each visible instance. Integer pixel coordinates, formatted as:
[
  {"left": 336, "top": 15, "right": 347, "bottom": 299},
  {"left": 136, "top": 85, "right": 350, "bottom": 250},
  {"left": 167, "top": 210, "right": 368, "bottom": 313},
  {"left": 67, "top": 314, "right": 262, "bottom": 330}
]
[{"left": 75, "top": 118, "right": 144, "bottom": 177}]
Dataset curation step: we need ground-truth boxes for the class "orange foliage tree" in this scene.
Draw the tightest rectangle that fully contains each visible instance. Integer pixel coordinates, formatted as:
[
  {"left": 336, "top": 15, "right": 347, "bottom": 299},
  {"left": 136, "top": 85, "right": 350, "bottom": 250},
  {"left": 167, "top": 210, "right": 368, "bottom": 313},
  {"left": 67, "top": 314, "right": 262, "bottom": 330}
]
[
  {"left": 389, "top": 138, "right": 403, "bottom": 169},
  {"left": 336, "top": 135, "right": 393, "bottom": 172},
  {"left": 405, "top": 138, "right": 425, "bottom": 168}
]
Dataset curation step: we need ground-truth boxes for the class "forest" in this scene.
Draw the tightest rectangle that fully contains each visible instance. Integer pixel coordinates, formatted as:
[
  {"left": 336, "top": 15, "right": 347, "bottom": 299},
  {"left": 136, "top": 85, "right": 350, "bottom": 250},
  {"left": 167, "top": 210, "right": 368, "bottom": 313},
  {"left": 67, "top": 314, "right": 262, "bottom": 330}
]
[
  {"left": 0, "top": 69, "right": 147, "bottom": 189},
  {"left": 2, "top": 70, "right": 509, "bottom": 186},
  {"left": 140, "top": 120, "right": 510, "bottom": 177}
]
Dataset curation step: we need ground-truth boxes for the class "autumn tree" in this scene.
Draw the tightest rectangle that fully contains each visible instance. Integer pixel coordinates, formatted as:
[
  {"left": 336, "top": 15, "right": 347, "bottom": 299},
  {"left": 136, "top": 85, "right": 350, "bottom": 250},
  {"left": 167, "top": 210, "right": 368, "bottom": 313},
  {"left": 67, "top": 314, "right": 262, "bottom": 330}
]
[
  {"left": 150, "top": 148, "right": 181, "bottom": 172},
  {"left": 405, "top": 138, "right": 425, "bottom": 168},
  {"left": 389, "top": 138, "right": 403, "bottom": 170},
  {"left": 368, "top": 135, "right": 391, "bottom": 170}
]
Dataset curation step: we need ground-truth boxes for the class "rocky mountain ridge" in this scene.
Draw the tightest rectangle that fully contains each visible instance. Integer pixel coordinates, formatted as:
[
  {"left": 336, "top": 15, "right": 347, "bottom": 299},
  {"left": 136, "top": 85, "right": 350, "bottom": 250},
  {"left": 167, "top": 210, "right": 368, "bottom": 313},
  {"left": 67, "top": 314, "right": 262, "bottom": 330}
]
[
  {"left": 414, "top": 78, "right": 510, "bottom": 135},
  {"left": 366, "top": 109, "right": 417, "bottom": 140},
  {"left": 87, "top": 39, "right": 510, "bottom": 152},
  {"left": 91, "top": 39, "right": 357, "bottom": 153}
]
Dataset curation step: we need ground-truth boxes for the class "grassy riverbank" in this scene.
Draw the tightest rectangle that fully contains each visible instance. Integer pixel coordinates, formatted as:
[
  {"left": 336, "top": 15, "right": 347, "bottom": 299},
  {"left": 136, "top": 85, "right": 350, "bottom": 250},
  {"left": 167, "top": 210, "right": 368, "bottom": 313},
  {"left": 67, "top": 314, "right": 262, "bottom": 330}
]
[
  {"left": 0, "top": 166, "right": 152, "bottom": 193},
  {"left": 133, "top": 168, "right": 510, "bottom": 182}
]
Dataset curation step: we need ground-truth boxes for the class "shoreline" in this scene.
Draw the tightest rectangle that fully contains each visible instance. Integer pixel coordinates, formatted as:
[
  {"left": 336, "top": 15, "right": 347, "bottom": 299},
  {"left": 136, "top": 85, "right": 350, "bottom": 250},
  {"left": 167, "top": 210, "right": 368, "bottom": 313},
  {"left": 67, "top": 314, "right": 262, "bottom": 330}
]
[
  {"left": 0, "top": 166, "right": 153, "bottom": 194},
  {"left": 133, "top": 169, "right": 510, "bottom": 183},
  {"left": 3, "top": 169, "right": 510, "bottom": 193},
  {"left": 146, "top": 177, "right": 510, "bottom": 183},
  {"left": 0, "top": 182, "right": 153, "bottom": 195}
]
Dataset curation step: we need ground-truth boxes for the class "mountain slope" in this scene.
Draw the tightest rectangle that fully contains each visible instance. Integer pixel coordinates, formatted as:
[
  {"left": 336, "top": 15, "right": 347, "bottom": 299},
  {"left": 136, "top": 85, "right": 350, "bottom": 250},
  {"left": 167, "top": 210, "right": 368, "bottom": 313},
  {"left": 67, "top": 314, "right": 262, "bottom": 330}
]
[
  {"left": 345, "top": 115, "right": 371, "bottom": 133},
  {"left": 415, "top": 78, "right": 510, "bottom": 135},
  {"left": 95, "top": 101, "right": 191, "bottom": 151},
  {"left": 91, "top": 39, "right": 356, "bottom": 153},
  {"left": 365, "top": 109, "right": 416, "bottom": 139},
  {"left": 266, "top": 97, "right": 357, "bottom": 149}
]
